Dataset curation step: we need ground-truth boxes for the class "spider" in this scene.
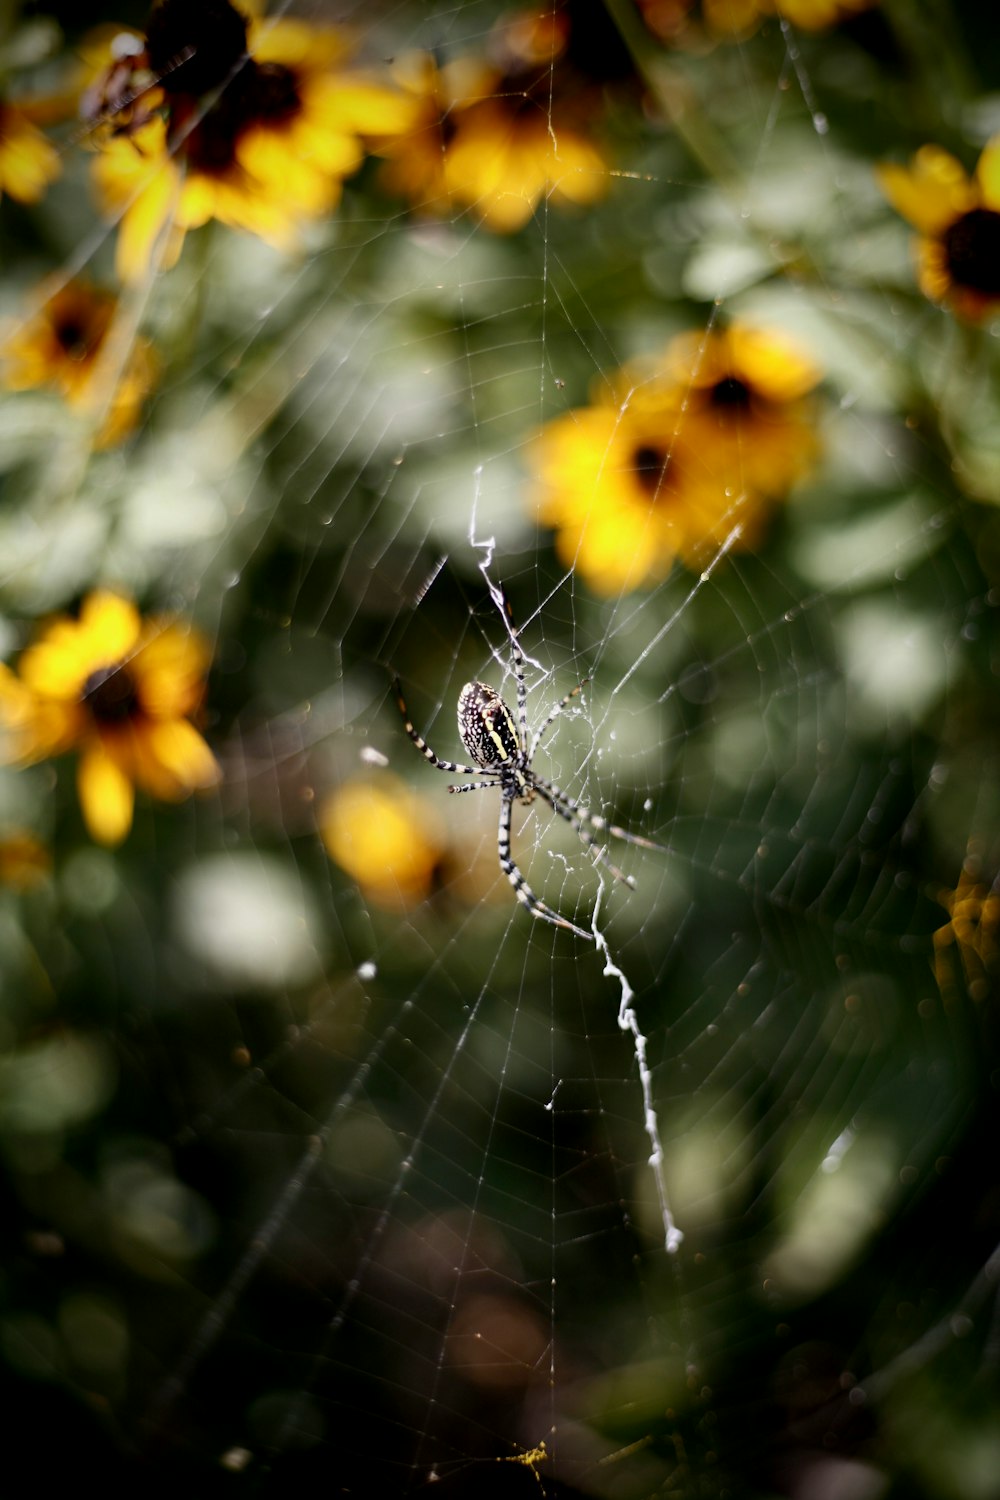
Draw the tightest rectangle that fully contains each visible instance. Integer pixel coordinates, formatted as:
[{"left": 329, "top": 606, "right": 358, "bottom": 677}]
[{"left": 393, "top": 601, "right": 654, "bottom": 939}]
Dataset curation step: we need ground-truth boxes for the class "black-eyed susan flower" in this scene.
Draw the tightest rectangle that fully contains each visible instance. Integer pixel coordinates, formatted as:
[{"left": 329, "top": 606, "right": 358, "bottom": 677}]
[
  {"left": 530, "top": 402, "right": 717, "bottom": 594},
  {"left": 0, "top": 592, "right": 219, "bottom": 846},
  {"left": 375, "top": 40, "right": 606, "bottom": 233},
  {"left": 89, "top": 3, "right": 414, "bottom": 281},
  {"left": 878, "top": 139, "right": 1000, "bottom": 322},
  {"left": 2, "top": 279, "right": 159, "bottom": 447},
  {"left": 0, "top": 99, "right": 60, "bottom": 204},
  {"left": 320, "top": 775, "right": 445, "bottom": 911},
  {"left": 529, "top": 324, "right": 821, "bottom": 594},
  {"left": 661, "top": 324, "right": 821, "bottom": 500}
]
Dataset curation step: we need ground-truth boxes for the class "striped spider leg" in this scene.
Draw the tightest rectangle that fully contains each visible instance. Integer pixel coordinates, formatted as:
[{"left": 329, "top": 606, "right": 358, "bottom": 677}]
[{"left": 392, "top": 600, "right": 653, "bottom": 939}]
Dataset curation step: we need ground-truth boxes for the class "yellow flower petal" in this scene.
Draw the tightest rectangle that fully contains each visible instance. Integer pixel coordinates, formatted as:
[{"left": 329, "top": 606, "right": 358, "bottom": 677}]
[
  {"left": 725, "top": 325, "right": 822, "bottom": 401},
  {"left": 249, "top": 19, "right": 350, "bottom": 71},
  {"left": 117, "top": 166, "right": 183, "bottom": 282},
  {"left": 142, "top": 718, "right": 219, "bottom": 794},
  {"left": 309, "top": 76, "right": 419, "bottom": 140},
  {"left": 547, "top": 130, "right": 606, "bottom": 207},
  {"left": 79, "top": 591, "right": 142, "bottom": 655},
  {"left": 91, "top": 119, "right": 187, "bottom": 281},
  {"left": 78, "top": 741, "right": 135, "bottom": 845},
  {"left": 0, "top": 663, "right": 78, "bottom": 763},
  {"left": 877, "top": 146, "right": 976, "bottom": 236},
  {"left": 975, "top": 134, "right": 1000, "bottom": 210},
  {"left": 0, "top": 105, "right": 60, "bottom": 204},
  {"left": 134, "top": 621, "right": 212, "bottom": 718}
]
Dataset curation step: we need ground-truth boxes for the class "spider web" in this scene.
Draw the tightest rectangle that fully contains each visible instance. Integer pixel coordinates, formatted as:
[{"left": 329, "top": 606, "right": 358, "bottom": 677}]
[{"left": 2, "top": 2, "right": 999, "bottom": 1497}]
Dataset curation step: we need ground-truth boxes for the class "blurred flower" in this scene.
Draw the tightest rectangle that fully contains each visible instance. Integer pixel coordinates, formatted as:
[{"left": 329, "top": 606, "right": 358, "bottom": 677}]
[
  {"left": 375, "top": 45, "right": 606, "bottom": 233},
  {"left": 638, "top": 0, "right": 875, "bottom": 41},
  {"left": 0, "top": 832, "right": 51, "bottom": 891},
  {"left": 0, "top": 100, "right": 60, "bottom": 204},
  {"left": 878, "top": 139, "right": 1000, "bottom": 322},
  {"left": 661, "top": 324, "right": 821, "bottom": 499},
  {"left": 320, "top": 775, "right": 445, "bottom": 911},
  {"left": 2, "top": 279, "right": 159, "bottom": 447},
  {"left": 529, "top": 324, "right": 821, "bottom": 593},
  {"left": 89, "top": 3, "right": 413, "bottom": 280},
  {"left": 933, "top": 857, "right": 1000, "bottom": 1005},
  {"left": 704, "top": 0, "right": 874, "bottom": 34},
  {"left": 530, "top": 402, "right": 717, "bottom": 594},
  {"left": 0, "top": 592, "right": 219, "bottom": 846}
]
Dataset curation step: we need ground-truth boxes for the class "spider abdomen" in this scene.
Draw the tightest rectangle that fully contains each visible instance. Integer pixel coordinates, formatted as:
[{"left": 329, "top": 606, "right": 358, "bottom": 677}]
[{"left": 457, "top": 682, "right": 522, "bottom": 768}]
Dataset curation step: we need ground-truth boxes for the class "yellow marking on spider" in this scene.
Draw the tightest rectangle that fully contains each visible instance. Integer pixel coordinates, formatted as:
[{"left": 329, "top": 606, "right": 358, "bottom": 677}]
[
  {"left": 496, "top": 1440, "right": 548, "bottom": 1490},
  {"left": 487, "top": 725, "right": 512, "bottom": 761}
]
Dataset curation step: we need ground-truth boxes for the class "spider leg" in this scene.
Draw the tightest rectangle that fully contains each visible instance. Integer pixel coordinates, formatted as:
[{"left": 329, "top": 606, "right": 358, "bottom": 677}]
[
  {"left": 448, "top": 780, "right": 500, "bottom": 794},
  {"left": 532, "top": 773, "right": 660, "bottom": 852},
  {"left": 533, "top": 782, "right": 636, "bottom": 887},
  {"left": 498, "top": 792, "right": 594, "bottom": 941},
  {"left": 503, "top": 594, "right": 530, "bottom": 753},
  {"left": 392, "top": 679, "right": 484, "bottom": 775},
  {"left": 530, "top": 678, "right": 590, "bottom": 760}
]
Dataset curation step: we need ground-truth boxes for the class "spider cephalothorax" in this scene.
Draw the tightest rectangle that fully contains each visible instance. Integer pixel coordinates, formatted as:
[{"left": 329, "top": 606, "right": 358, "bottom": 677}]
[{"left": 394, "top": 599, "right": 653, "bottom": 938}]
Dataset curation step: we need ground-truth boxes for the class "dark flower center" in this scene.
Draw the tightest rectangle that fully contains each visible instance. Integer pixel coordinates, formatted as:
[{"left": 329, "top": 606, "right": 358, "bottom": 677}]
[
  {"left": 942, "top": 207, "right": 1000, "bottom": 296},
  {"left": 183, "top": 106, "right": 239, "bottom": 172},
  {"left": 708, "top": 376, "right": 752, "bottom": 409},
  {"left": 145, "top": 0, "right": 248, "bottom": 99},
  {"left": 182, "top": 60, "right": 301, "bottom": 174},
  {"left": 54, "top": 318, "right": 92, "bottom": 360},
  {"left": 437, "top": 108, "right": 459, "bottom": 148},
  {"left": 245, "top": 62, "right": 301, "bottom": 125},
  {"left": 632, "top": 443, "right": 671, "bottom": 497},
  {"left": 83, "top": 664, "right": 141, "bottom": 724}
]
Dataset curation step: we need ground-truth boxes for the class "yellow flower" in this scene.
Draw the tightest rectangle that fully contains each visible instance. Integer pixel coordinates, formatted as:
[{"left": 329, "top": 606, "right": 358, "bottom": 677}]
[
  {"left": 529, "top": 324, "right": 821, "bottom": 594},
  {"left": 375, "top": 50, "right": 606, "bottom": 233},
  {"left": 0, "top": 592, "right": 219, "bottom": 846},
  {"left": 0, "top": 100, "right": 60, "bottom": 204},
  {"left": 320, "top": 775, "right": 444, "bottom": 911},
  {"left": 90, "top": 7, "right": 413, "bottom": 281},
  {"left": 878, "top": 139, "right": 1000, "bottom": 322},
  {"left": 2, "top": 279, "right": 159, "bottom": 447}
]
